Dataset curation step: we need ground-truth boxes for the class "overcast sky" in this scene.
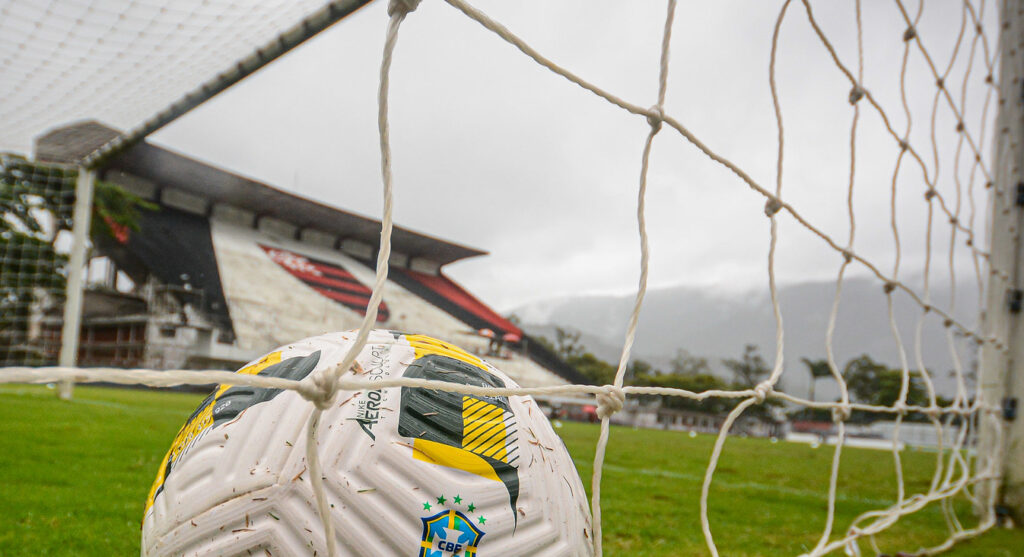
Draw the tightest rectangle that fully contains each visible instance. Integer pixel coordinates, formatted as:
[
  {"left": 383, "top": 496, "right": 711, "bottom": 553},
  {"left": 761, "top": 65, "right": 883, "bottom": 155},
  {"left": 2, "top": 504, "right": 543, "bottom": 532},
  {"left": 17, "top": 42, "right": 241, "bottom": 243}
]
[{"left": 139, "top": 0, "right": 998, "bottom": 312}]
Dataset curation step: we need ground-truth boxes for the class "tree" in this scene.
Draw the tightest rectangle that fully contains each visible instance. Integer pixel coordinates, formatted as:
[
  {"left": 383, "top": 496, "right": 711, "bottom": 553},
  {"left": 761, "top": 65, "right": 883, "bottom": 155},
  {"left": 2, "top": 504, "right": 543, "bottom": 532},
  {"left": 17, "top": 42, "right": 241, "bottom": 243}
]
[
  {"left": 0, "top": 155, "right": 155, "bottom": 365},
  {"left": 722, "top": 344, "right": 770, "bottom": 388},
  {"left": 626, "top": 359, "right": 656, "bottom": 382},
  {"left": 631, "top": 371, "right": 736, "bottom": 414},
  {"left": 0, "top": 156, "right": 73, "bottom": 364},
  {"left": 554, "top": 326, "right": 583, "bottom": 360},
  {"left": 566, "top": 352, "right": 617, "bottom": 385},
  {"left": 670, "top": 349, "right": 710, "bottom": 376},
  {"left": 531, "top": 329, "right": 615, "bottom": 384},
  {"left": 801, "top": 357, "right": 833, "bottom": 402},
  {"left": 92, "top": 178, "right": 158, "bottom": 241},
  {"left": 843, "top": 354, "right": 927, "bottom": 410}
]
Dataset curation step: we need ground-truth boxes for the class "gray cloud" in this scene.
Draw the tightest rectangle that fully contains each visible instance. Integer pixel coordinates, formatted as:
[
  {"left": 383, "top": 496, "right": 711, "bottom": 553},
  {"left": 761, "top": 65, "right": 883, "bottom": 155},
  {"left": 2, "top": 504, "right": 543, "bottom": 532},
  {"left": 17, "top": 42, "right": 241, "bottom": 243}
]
[{"left": 151, "top": 0, "right": 996, "bottom": 311}]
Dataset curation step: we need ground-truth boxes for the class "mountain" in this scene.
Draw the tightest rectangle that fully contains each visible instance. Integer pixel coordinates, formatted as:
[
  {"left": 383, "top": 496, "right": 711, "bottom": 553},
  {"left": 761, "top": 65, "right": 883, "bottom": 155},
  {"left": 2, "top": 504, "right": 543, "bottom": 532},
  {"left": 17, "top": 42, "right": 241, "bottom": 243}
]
[{"left": 511, "top": 276, "right": 983, "bottom": 400}]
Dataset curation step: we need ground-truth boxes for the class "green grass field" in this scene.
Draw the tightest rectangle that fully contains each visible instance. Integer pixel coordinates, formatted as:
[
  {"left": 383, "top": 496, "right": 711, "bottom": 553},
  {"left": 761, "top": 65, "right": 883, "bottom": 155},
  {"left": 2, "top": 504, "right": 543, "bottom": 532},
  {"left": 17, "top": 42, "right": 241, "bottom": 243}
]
[{"left": 1, "top": 384, "right": 1020, "bottom": 556}]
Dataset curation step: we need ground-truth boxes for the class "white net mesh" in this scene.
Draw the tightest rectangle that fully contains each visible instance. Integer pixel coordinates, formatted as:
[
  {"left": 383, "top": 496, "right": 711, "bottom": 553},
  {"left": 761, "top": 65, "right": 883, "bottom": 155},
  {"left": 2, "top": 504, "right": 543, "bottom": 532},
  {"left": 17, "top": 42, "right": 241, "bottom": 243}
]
[
  {"left": 0, "top": 155, "right": 76, "bottom": 366},
  {"left": 0, "top": 0, "right": 1015, "bottom": 555},
  {"left": 0, "top": 0, "right": 371, "bottom": 158}
]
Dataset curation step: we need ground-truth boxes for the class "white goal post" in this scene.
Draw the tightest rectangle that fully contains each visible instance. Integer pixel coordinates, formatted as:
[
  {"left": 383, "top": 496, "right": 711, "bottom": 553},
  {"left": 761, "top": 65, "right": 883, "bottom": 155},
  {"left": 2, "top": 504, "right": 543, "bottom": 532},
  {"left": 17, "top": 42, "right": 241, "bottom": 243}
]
[
  {"left": 0, "top": 0, "right": 1021, "bottom": 555},
  {"left": 977, "top": 0, "right": 1024, "bottom": 531}
]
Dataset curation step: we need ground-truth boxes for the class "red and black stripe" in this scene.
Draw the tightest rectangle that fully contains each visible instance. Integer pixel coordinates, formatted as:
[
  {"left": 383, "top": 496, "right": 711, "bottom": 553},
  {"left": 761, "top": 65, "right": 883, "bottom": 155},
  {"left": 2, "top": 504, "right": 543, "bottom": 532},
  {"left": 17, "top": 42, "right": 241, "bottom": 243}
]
[
  {"left": 379, "top": 264, "right": 591, "bottom": 385},
  {"left": 259, "top": 245, "right": 389, "bottom": 322}
]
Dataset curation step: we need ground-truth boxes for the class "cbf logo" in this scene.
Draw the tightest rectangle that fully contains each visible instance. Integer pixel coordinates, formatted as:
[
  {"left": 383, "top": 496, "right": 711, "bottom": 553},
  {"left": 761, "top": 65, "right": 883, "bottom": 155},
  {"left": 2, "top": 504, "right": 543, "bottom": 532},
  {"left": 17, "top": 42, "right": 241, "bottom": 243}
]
[{"left": 418, "top": 494, "right": 485, "bottom": 557}]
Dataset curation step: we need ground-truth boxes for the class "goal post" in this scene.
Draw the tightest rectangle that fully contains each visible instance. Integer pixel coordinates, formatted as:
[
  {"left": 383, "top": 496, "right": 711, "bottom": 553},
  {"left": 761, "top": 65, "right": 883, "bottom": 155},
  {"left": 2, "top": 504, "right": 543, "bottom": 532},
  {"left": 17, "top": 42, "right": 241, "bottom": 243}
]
[
  {"left": 55, "top": 167, "right": 95, "bottom": 401},
  {"left": 978, "top": 0, "right": 1024, "bottom": 524}
]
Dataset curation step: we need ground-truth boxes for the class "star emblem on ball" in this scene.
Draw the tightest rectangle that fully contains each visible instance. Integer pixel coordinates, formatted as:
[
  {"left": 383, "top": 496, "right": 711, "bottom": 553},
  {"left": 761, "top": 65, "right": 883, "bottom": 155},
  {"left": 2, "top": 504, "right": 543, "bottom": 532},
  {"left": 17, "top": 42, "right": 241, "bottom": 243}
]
[{"left": 421, "top": 494, "right": 485, "bottom": 526}]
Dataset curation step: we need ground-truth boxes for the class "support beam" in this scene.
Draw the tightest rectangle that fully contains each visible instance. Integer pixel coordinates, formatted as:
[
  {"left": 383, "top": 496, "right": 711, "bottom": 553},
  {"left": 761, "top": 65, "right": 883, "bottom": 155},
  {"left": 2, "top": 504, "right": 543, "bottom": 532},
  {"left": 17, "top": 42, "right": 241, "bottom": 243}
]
[
  {"left": 79, "top": 0, "right": 373, "bottom": 169},
  {"left": 57, "top": 167, "right": 96, "bottom": 400}
]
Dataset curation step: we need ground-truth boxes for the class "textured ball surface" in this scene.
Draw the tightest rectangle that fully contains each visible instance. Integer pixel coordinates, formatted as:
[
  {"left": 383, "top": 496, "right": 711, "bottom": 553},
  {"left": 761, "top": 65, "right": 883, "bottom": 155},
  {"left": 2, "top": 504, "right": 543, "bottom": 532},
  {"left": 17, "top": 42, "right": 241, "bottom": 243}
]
[{"left": 142, "top": 330, "right": 593, "bottom": 556}]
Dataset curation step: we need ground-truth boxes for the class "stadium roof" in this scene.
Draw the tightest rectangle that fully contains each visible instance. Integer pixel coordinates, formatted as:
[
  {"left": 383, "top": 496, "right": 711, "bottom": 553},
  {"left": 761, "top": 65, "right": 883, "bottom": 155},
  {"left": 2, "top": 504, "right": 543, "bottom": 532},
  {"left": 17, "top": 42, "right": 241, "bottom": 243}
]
[{"left": 37, "top": 121, "right": 488, "bottom": 266}]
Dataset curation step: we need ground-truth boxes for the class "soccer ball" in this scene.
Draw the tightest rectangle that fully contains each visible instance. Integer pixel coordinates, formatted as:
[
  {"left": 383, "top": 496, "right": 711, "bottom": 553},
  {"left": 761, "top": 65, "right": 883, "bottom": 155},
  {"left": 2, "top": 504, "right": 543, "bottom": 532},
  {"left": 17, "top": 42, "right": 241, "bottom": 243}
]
[{"left": 142, "top": 330, "right": 593, "bottom": 556}]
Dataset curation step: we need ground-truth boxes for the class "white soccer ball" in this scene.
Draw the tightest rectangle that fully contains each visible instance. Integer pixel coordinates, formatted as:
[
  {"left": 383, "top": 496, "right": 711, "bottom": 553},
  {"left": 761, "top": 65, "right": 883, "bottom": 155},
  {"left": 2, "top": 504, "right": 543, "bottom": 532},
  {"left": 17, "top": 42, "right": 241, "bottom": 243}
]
[{"left": 142, "top": 330, "right": 593, "bottom": 556}]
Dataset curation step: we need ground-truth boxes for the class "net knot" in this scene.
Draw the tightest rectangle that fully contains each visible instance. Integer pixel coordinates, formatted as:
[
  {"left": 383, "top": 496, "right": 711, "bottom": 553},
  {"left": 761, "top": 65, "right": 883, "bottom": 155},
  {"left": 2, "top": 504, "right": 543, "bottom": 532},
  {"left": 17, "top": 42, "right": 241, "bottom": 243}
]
[
  {"left": 841, "top": 249, "right": 853, "bottom": 263},
  {"left": 831, "top": 404, "right": 852, "bottom": 422},
  {"left": 764, "top": 197, "right": 783, "bottom": 217},
  {"left": 848, "top": 86, "right": 865, "bottom": 105},
  {"left": 752, "top": 382, "right": 771, "bottom": 404},
  {"left": 924, "top": 406, "right": 942, "bottom": 419},
  {"left": 388, "top": 0, "right": 422, "bottom": 17},
  {"left": 299, "top": 373, "right": 336, "bottom": 411},
  {"left": 595, "top": 385, "right": 625, "bottom": 419},
  {"left": 883, "top": 281, "right": 897, "bottom": 294},
  {"left": 924, "top": 188, "right": 937, "bottom": 201},
  {"left": 893, "top": 402, "right": 909, "bottom": 416},
  {"left": 903, "top": 26, "right": 917, "bottom": 41},
  {"left": 646, "top": 105, "right": 664, "bottom": 132},
  {"left": 844, "top": 527, "right": 863, "bottom": 556}
]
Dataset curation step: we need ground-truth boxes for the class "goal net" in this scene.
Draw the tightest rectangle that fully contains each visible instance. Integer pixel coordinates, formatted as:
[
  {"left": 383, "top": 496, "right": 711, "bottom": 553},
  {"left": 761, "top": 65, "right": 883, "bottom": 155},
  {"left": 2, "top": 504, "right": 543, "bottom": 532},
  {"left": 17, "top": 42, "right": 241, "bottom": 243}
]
[{"left": 0, "top": 0, "right": 1013, "bottom": 555}]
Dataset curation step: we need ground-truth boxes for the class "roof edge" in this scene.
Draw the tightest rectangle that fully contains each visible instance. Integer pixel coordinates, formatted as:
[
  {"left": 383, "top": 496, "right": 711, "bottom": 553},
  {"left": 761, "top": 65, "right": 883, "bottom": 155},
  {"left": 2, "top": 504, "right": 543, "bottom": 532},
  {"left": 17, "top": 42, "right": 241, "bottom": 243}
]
[{"left": 92, "top": 132, "right": 487, "bottom": 267}]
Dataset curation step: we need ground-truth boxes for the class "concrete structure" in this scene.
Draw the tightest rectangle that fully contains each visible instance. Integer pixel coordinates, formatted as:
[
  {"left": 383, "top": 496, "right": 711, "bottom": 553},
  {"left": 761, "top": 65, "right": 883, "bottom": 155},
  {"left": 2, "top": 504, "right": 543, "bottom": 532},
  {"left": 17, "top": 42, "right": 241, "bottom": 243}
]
[{"left": 32, "top": 121, "right": 588, "bottom": 388}]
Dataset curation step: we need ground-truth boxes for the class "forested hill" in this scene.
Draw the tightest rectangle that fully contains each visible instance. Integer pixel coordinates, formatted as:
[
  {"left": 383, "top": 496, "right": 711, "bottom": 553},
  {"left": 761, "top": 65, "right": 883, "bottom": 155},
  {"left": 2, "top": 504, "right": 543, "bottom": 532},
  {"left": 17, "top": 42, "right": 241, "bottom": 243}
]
[{"left": 512, "top": 276, "right": 981, "bottom": 399}]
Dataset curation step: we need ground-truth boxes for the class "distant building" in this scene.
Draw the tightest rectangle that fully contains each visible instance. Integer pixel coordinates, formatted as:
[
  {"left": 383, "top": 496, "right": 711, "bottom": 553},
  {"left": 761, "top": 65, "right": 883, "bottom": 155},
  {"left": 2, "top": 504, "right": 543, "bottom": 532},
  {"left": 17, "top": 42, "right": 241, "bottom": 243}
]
[
  {"left": 33, "top": 121, "right": 588, "bottom": 387},
  {"left": 787, "top": 420, "right": 969, "bottom": 450},
  {"left": 534, "top": 394, "right": 784, "bottom": 437},
  {"left": 612, "top": 398, "right": 784, "bottom": 437}
]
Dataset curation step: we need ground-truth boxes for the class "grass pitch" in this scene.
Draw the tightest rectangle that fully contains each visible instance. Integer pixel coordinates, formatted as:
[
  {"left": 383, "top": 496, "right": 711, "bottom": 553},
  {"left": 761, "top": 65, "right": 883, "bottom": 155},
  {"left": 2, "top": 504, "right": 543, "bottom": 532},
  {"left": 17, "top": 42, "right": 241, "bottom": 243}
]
[{"left": 0, "top": 384, "right": 1019, "bottom": 556}]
